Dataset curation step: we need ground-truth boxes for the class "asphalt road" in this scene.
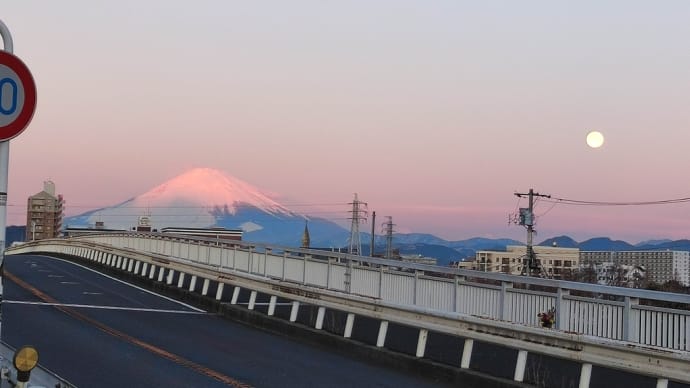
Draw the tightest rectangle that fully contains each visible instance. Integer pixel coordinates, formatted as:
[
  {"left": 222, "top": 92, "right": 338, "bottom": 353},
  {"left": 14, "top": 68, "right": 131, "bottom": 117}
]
[{"left": 2, "top": 254, "right": 455, "bottom": 388}]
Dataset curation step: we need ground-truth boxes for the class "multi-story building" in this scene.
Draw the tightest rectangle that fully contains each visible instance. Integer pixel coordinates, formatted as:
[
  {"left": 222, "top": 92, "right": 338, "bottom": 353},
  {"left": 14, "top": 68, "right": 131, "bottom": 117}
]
[
  {"left": 580, "top": 250, "right": 690, "bottom": 286},
  {"left": 471, "top": 245, "right": 580, "bottom": 278},
  {"left": 26, "top": 180, "right": 64, "bottom": 240}
]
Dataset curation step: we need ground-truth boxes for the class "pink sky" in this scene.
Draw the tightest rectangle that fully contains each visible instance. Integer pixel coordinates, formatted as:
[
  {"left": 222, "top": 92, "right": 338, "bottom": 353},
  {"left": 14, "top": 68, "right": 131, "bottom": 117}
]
[{"left": 3, "top": 1, "right": 690, "bottom": 243}]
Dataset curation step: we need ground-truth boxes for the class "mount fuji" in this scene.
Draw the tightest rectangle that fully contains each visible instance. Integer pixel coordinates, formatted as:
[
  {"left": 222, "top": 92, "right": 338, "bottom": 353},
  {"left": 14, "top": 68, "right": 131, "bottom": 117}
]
[{"left": 64, "top": 168, "right": 350, "bottom": 247}]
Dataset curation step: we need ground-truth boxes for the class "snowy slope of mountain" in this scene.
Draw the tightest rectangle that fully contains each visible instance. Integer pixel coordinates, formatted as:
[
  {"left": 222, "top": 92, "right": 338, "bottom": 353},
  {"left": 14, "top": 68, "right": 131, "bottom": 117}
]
[{"left": 65, "top": 168, "right": 350, "bottom": 246}]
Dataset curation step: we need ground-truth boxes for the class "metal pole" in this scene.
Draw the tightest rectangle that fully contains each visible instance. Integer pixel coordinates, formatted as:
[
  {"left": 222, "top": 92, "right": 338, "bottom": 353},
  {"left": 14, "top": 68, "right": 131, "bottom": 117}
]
[
  {"left": 0, "top": 18, "right": 14, "bottom": 343},
  {"left": 370, "top": 211, "right": 375, "bottom": 256},
  {"left": 526, "top": 189, "right": 535, "bottom": 275}
]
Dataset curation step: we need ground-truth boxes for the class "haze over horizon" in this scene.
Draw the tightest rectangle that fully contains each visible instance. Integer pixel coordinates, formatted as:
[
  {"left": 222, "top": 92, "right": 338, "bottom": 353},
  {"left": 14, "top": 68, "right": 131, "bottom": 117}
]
[{"left": 4, "top": 2, "right": 690, "bottom": 244}]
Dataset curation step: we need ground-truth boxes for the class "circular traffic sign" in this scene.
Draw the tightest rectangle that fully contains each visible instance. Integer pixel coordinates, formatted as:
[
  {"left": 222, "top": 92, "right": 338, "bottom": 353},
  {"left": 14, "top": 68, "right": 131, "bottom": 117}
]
[{"left": 0, "top": 50, "right": 36, "bottom": 141}]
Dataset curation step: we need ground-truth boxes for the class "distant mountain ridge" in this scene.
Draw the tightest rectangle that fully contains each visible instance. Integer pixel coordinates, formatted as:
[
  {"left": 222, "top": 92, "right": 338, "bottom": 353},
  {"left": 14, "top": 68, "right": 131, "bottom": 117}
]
[{"left": 58, "top": 167, "right": 690, "bottom": 263}]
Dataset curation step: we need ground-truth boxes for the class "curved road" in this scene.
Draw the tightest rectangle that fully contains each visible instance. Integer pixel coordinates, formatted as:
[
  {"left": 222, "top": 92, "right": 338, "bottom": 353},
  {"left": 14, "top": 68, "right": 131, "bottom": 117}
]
[{"left": 2, "top": 254, "right": 453, "bottom": 388}]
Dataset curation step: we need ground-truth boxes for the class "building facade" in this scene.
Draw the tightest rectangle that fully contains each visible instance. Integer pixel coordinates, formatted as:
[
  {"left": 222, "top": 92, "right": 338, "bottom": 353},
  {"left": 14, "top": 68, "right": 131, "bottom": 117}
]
[
  {"left": 26, "top": 181, "right": 64, "bottom": 240},
  {"left": 580, "top": 250, "right": 690, "bottom": 286},
  {"left": 468, "top": 245, "right": 580, "bottom": 278}
]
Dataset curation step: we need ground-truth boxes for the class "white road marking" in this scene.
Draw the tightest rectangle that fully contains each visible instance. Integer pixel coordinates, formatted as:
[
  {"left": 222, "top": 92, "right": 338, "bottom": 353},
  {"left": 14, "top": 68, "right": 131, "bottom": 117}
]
[
  {"left": 4, "top": 300, "right": 209, "bottom": 314},
  {"left": 60, "top": 281, "right": 80, "bottom": 285},
  {"left": 32, "top": 255, "right": 206, "bottom": 313},
  {"left": 82, "top": 292, "right": 103, "bottom": 295}
]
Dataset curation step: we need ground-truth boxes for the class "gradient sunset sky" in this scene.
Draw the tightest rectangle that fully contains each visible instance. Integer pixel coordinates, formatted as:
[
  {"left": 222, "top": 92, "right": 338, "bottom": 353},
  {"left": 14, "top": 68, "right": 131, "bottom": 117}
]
[{"left": 3, "top": 1, "right": 690, "bottom": 243}]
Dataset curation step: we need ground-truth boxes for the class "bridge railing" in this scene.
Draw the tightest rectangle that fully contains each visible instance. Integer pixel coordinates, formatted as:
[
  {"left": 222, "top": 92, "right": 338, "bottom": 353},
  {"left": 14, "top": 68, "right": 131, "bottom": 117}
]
[{"left": 16, "top": 232, "right": 690, "bottom": 352}]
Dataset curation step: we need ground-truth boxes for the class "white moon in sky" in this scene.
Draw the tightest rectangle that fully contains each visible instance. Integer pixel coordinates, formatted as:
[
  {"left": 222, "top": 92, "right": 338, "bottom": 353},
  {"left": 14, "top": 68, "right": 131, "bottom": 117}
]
[{"left": 586, "top": 131, "right": 605, "bottom": 148}]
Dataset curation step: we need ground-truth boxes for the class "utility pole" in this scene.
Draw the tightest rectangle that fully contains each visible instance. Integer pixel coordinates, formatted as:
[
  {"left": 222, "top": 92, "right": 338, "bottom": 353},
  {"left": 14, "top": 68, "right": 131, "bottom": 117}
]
[
  {"left": 369, "top": 211, "right": 376, "bottom": 256},
  {"left": 514, "top": 189, "right": 550, "bottom": 276}
]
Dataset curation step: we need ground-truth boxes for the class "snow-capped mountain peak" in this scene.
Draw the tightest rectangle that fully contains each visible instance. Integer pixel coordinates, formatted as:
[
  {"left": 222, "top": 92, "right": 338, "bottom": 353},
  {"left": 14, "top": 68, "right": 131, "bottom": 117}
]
[{"left": 134, "top": 168, "right": 295, "bottom": 216}]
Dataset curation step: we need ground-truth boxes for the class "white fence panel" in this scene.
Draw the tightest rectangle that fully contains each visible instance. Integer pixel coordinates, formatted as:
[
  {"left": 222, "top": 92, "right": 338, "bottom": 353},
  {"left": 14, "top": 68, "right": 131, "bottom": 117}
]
[
  {"left": 329, "top": 264, "right": 347, "bottom": 292},
  {"left": 265, "top": 252, "right": 284, "bottom": 278},
  {"left": 458, "top": 284, "right": 500, "bottom": 318},
  {"left": 305, "top": 260, "right": 328, "bottom": 288},
  {"left": 417, "top": 276, "right": 454, "bottom": 311},
  {"left": 380, "top": 271, "right": 414, "bottom": 305},
  {"left": 350, "top": 267, "right": 380, "bottom": 297},
  {"left": 284, "top": 256, "right": 305, "bottom": 283},
  {"left": 209, "top": 247, "right": 221, "bottom": 266}
]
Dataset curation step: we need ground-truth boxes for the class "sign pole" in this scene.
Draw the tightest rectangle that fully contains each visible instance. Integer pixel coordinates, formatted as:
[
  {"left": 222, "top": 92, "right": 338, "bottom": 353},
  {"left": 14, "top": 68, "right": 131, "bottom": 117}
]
[{"left": 0, "top": 19, "right": 14, "bottom": 338}]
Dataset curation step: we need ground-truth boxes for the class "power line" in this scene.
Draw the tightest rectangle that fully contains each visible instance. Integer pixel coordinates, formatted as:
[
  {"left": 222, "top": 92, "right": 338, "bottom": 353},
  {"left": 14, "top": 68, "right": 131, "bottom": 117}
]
[{"left": 544, "top": 196, "right": 690, "bottom": 206}]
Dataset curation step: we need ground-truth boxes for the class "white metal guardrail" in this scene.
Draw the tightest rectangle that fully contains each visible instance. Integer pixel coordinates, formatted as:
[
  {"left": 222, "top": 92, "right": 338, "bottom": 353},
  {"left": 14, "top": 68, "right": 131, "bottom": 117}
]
[
  {"left": 64, "top": 232, "right": 690, "bottom": 351},
  {"left": 6, "top": 234, "right": 690, "bottom": 386}
]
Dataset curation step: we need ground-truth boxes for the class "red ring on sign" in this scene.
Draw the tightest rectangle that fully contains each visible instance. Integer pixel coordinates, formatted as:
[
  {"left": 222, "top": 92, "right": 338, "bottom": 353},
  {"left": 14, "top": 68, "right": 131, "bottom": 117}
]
[{"left": 0, "top": 50, "right": 37, "bottom": 141}]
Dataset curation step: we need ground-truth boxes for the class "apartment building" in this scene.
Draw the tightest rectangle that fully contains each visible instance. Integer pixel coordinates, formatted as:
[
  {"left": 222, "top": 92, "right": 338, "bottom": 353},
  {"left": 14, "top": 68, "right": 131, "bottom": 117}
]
[
  {"left": 26, "top": 181, "right": 64, "bottom": 240},
  {"left": 580, "top": 250, "right": 690, "bottom": 286},
  {"left": 472, "top": 245, "right": 580, "bottom": 278}
]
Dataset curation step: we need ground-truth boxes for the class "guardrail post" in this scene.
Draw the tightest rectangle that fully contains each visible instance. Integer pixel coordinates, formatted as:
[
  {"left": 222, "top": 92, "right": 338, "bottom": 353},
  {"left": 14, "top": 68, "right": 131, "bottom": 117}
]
[
  {"left": 416, "top": 329, "right": 428, "bottom": 358},
  {"left": 376, "top": 321, "right": 388, "bottom": 347},
  {"left": 166, "top": 269, "right": 174, "bottom": 285},
  {"left": 189, "top": 275, "right": 197, "bottom": 292},
  {"left": 127, "top": 259, "right": 134, "bottom": 272},
  {"left": 248, "top": 290, "right": 257, "bottom": 310},
  {"left": 378, "top": 266, "right": 384, "bottom": 298},
  {"left": 215, "top": 283, "right": 225, "bottom": 300},
  {"left": 514, "top": 349, "right": 528, "bottom": 382},
  {"left": 302, "top": 254, "right": 308, "bottom": 285},
  {"left": 500, "top": 282, "right": 513, "bottom": 321},
  {"left": 267, "top": 295, "right": 277, "bottom": 316},
  {"left": 344, "top": 313, "right": 355, "bottom": 338},
  {"left": 289, "top": 301, "right": 300, "bottom": 322},
  {"left": 177, "top": 272, "right": 185, "bottom": 288},
  {"left": 157, "top": 267, "right": 165, "bottom": 282},
  {"left": 282, "top": 251, "right": 287, "bottom": 281},
  {"left": 134, "top": 261, "right": 140, "bottom": 275},
  {"left": 140, "top": 262, "right": 148, "bottom": 276},
  {"left": 657, "top": 378, "right": 669, "bottom": 388},
  {"left": 556, "top": 288, "right": 570, "bottom": 330},
  {"left": 202, "top": 279, "right": 210, "bottom": 296},
  {"left": 248, "top": 246, "right": 254, "bottom": 273},
  {"left": 148, "top": 265, "right": 156, "bottom": 279},
  {"left": 460, "top": 339, "right": 473, "bottom": 369},
  {"left": 623, "top": 297, "right": 639, "bottom": 342},
  {"left": 315, "top": 306, "right": 326, "bottom": 330},
  {"left": 231, "top": 286, "right": 241, "bottom": 304},
  {"left": 579, "top": 363, "right": 592, "bottom": 388}
]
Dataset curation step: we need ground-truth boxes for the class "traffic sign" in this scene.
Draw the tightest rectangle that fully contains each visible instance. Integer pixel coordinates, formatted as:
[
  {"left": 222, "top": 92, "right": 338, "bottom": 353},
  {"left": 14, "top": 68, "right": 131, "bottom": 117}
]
[{"left": 0, "top": 50, "right": 36, "bottom": 141}]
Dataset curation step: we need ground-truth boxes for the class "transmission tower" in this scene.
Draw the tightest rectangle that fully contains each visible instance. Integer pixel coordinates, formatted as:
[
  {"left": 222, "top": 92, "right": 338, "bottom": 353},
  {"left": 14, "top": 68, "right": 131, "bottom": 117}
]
[
  {"left": 348, "top": 193, "right": 368, "bottom": 255},
  {"left": 513, "top": 188, "right": 551, "bottom": 277},
  {"left": 382, "top": 216, "right": 395, "bottom": 259}
]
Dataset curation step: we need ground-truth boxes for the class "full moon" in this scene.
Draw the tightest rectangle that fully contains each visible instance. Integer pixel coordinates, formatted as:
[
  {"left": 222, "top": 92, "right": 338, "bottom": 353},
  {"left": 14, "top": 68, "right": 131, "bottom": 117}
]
[{"left": 586, "top": 131, "right": 605, "bottom": 148}]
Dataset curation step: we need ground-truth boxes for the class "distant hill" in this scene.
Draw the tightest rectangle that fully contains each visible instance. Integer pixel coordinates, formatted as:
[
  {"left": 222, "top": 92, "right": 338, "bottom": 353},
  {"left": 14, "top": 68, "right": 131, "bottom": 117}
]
[
  {"left": 636, "top": 239, "right": 673, "bottom": 247},
  {"left": 538, "top": 235, "right": 579, "bottom": 248},
  {"left": 579, "top": 237, "right": 635, "bottom": 251}
]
